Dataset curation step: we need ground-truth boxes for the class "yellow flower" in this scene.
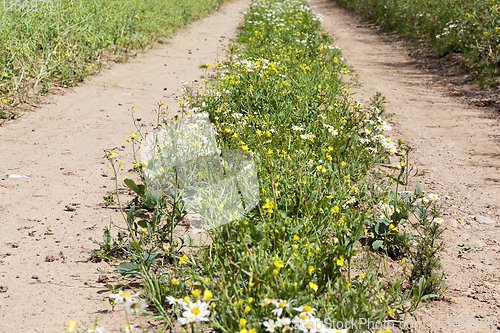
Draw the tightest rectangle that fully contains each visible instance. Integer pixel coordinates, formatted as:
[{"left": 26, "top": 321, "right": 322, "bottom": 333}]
[
  {"left": 248, "top": 297, "right": 254, "bottom": 303},
  {"left": 202, "top": 289, "right": 213, "bottom": 301},
  {"left": 273, "top": 269, "right": 279, "bottom": 275},
  {"left": 262, "top": 199, "right": 274, "bottom": 213},
  {"left": 308, "top": 266, "right": 314, "bottom": 275},
  {"left": 191, "top": 289, "right": 202, "bottom": 299},
  {"left": 244, "top": 305, "right": 251, "bottom": 314},
  {"left": 332, "top": 206, "right": 340, "bottom": 213},
  {"left": 274, "top": 261, "right": 284, "bottom": 268},
  {"left": 172, "top": 278, "right": 179, "bottom": 285},
  {"left": 67, "top": 321, "right": 77, "bottom": 333},
  {"left": 335, "top": 255, "right": 344, "bottom": 266},
  {"left": 179, "top": 254, "right": 188, "bottom": 265},
  {"left": 239, "top": 318, "right": 247, "bottom": 326},
  {"left": 309, "top": 282, "right": 318, "bottom": 291},
  {"left": 209, "top": 303, "right": 216, "bottom": 310},
  {"left": 293, "top": 235, "right": 300, "bottom": 241}
]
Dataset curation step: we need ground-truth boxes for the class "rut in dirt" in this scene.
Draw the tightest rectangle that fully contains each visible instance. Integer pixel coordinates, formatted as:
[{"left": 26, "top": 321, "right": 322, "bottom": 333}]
[{"left": 313, "top": 0, "right": 500, "bottom": 331}]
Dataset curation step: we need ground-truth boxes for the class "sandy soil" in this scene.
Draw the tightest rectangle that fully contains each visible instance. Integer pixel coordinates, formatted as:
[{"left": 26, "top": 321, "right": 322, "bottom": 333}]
[
  {"left": 0, "top": 0, "right": 249, "bottom": 331},
  {"left": 313, "top": 0, "right": 500, "bottom": 331}
]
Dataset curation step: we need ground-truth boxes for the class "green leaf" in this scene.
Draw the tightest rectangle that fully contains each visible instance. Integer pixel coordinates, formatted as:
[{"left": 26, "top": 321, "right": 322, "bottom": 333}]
[
  {"left": 137, "top": 219, "right": 149, "bottom": 229},
  {"left": 143, "top": 252, "right": 157, "bottom": 268},
  {"left": 372, "top": 240, "right": 384, "bottom": 251},
  {"left": 290, "top": 224, "right": 303, "bottom": 233},
  {"left": 117, "top": 262, "right": 141, "bottom": 276},
  {"left": 184, "top": 234, "right": 194, "bottom": 246},
  {"left": 124, "top": 178, "right": 144, "bottom": 196},
  {"left": 129, "top": 241, "right": 141, "bottom": 253},
  {"left": 415, "top": 183, "right": 423, "bottom": 197},
  {"left": 375, "top": 218, "right": 391, "bottom": 235}
]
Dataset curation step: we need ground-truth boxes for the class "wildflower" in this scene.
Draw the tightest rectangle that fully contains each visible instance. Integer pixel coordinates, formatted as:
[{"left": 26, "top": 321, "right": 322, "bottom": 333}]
[
  {"left": 166, "top": 296, "right": 187, "bottom": 306},
  {"left": 68, "top": 321, "right": 77, "bottom": 333},
  {"left": 85, "top": 327, "right": 104, "bottom": 333},
  {"left": 121, "top": 324, "right": 135, "bottom": 333},
  {"left": 262, "top": 199, "right": 274, "bottom": 213},
  {"left": 178, "top": 300, "right": 210, "bottom": 325},
  {"left": 179, "top": 254, "right": 188, "bottom": 265},
  {"left": 308, "top": 266, "right": 314, "bottom": 275},
  {"left": 271, "top": 299, "right": 292, "bottom": 317},
  {"left": 293, "top": 305, "right": 316, "bottom": 315},
  {"left": 428, "top": 193, "right": 440, "bottom": 201},
  {"left": 172, "top": 278, "right": 180, "bottom": 285},
  {"left": 433, "top": 217, "right": 443, "bottom": 224},
  {"left": 202, "top": 289, "right": 213, "bottom": 301},
  {"left": 328, "top": 127, "right": 338, "bottom": 136},
  {"left": 191, "top": 289, "right": 202, "bottom": 299},
  {"left": 292, "top": 125, "right": 304, "bottom": 131},
  {"left": 277, "top": 317, "right": 292, "bottom": 331},
  {"left": 109, "top": 291, "right": 140, "bottom": 303},
  {"left": 345, "top": 197, "right": 356, "bottom": 205},
  {"left": 124, "top": 298, "right": 148, "bottom": 313},
  {"left": 308, "top": 282, "right": 318, "bottom": 292},
  {"left": 263, "top": 319, "right": 281, "bottom": 332}
]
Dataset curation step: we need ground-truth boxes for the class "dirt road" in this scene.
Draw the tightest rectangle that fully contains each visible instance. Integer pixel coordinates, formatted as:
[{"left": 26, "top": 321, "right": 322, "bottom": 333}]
[
  {"left": 313, "top": 0, "right": 500, "bottom": 331},
  {"left": 2, "top": 0, "right": 500, "bottom": 331},
  {"left": 0, "top": 1, "right": 249, "bottom": 331}
]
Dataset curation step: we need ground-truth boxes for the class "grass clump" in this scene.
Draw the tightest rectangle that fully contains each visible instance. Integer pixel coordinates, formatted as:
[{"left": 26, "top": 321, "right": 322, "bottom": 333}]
[
  {"left": 92, "top": 0, "right": 448, "bottom": 332},
  {"left": 334, "top": 0, "right": 500, "bottom": 86},
  {"left": 0, "top": 0, "right": 228, "bottom": 110}
]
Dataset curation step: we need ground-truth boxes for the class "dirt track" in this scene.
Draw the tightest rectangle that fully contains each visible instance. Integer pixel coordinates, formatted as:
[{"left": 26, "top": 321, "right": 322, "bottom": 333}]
[
  {"left": 313, "top": 0, "right": 500, "bottom": 331},
  {"left": 0, "top": 1, "right": 249, "bottom": 331},
  {"left": 1, "top": 0, "right": 500, "bottom": 331}
]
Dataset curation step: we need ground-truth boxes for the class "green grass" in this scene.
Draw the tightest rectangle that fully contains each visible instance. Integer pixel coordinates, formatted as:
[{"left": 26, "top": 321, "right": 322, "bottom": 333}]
[
  {"left": 0, "top": 0, "right": 228, "bottom": 109},
  {"left": 334, "top": 0, "right": 500, "bottom": 86},
  {"left": 95, "top": 1, "right": 449, "bottom": 332}
]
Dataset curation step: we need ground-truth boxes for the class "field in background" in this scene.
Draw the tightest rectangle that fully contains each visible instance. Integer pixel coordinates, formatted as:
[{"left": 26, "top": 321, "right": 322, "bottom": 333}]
[
  {"left": 0, "top": 0, "right": 227, "bottom": 117},
  {"left": 334, "top": 0, "right": 500, "bottom": 86}
]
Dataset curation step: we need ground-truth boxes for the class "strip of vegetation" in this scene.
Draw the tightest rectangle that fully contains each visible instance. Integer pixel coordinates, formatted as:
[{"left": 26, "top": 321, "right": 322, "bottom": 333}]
[
  {"left": 94, "top": 0, "right": 449, "bottom": 332},
  {"left": 0, "top": 0, "right": 228, "bottom": 111},
  {"left": 334, "top": 0, "right": 500, "bottom": 86}
]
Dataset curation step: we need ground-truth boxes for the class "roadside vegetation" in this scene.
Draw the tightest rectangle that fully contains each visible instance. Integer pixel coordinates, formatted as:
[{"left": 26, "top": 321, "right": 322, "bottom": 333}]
[
  {"left": 334, "top": 0, "right": 500, "bottom": 86},
  {"left": 88, "top": 0, "right": 450, "bottom": 332},
  {"left": 0, "top": 0, "right": 228, "bottom": 119}
]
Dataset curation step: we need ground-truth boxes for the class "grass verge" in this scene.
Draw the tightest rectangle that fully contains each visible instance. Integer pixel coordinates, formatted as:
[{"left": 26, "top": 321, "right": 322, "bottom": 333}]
[
  {"left": 333, "top": 0, "right": 500, "bottom": 87},
  {"left": 94, "top": 0, "right": 449, "bottom": 332},
  {"left": 0, "top": 0, "right": 229, "bottom": 114}
]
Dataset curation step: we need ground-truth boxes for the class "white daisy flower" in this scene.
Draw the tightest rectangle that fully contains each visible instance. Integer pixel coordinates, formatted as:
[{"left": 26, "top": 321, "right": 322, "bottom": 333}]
[
  {"left": 328, "top": 127, "right": 338, "bottom": 136},
  {"left": 428, "top": 193, "right": 440, "bottom": 201},
  {"left": 85, "top": 328, "right": 104, "bottom": 333},
  {"left": 277, "top": 317, "right": 293, "bottom": 332},
  {"left": 263, "top": 319, "right": 281, "bottom": 332},
  {"left": 166, "top": 296, "right": 188, "bottom": 306},
  {"left": 109, "top": 291, "right": 140, "bottom": 303},
  {"left": 121, "top": 324, "right": 135, "bottom": 333},
  {"left": 433, "top": 217, "right": 443, "bottom": 224},
  {"left": 178, "top": 300, "right": 210, "bottom": 325},
  {"left": 292, "top": 125, "right": 304, "bottom": 131},
  {"left": 293, "top": 305, "right": 316, "bottom": 315},
  {"left": 124, "top": 298, "right": 149, "bottom": 314},
  {"left": 346, "top": 197, "right": 356, "bottom": 205},
  {"left": 271, "top": 299, "right": 292, "bottom": 317}
]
